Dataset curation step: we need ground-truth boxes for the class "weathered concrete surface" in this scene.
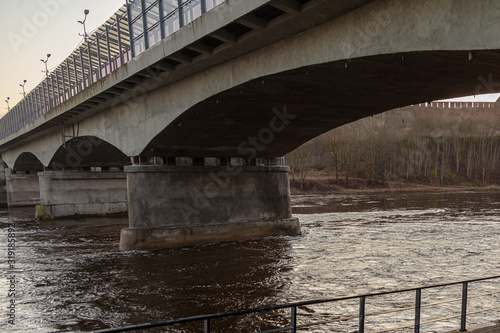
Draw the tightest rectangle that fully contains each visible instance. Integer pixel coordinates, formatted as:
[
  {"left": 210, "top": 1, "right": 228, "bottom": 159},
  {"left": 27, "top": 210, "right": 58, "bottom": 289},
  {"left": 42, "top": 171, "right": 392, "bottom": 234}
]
[
  {"left": 120, "top": 165, "right": 300, "bottom": 250},
  {"left": 36, "top": 171, "right": 127, "bottom": 219},
  {"left": 5, "top": 169, "right": 40, "bottom": 206},
  {"left": 2, "top": 0, "right": 500, "bottom": 167}
]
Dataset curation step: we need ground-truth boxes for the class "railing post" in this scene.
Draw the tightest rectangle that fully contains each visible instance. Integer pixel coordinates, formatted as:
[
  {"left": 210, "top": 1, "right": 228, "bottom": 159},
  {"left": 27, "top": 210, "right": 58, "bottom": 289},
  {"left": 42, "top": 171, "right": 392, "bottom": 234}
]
[
  {"left": 359, "top": 296, "right": 366, "bottom": 333},
  {"left": 460, "top": 282, "right": 468, "bottom": 332},
  {"left": 291, "top": 306, "right": 297, "bottom": 333},
  {"left": 87, "top": 44, "right": 94, "bottom": 84},
  {"left": 53, "top": 74, "right": 58, "bottom": 106},
  {"left": 158, "top": 0, "right": 165, "bottom": 39},
  {"left": 178, "top": 0, "right": 185, "bottom": 27},
  {"left": 105, "top": 25, "right": 112, "bottom": 73},
  {"left": 96, "top": 33, "right": 103, "bottom": 79},
  {"left": 65, "top": 61, "right": 71, "bottom": 99},
  {"left": 126, "top": 0, "right": 136, "bottom": 58},
  {"left": 72, "top": 54, "right": 79, "bottom": 93},
  {"left": 46, "top": 77, "right": 53, "bottom": 110},
  {"left": 55, "top": 69, "right": 61, "bottom": 105},
  {"left": 201, "top": 0, "right": 207, "bottom": 14},
  {"left": 115, "top": 14, "right": 125, "bottom": 66},
  {"left": 79, "top": 49, "right": 86, "bottom": 89},
  {"left": 42, "top": 80, "right": 47, "bottom": 112},
  {"left": 141, "top": 0, "right": 150, "bottom": 50},
  {"left": 34, "top": 86, "right": 40, "bottom": 116},
  {"left": 415, "top": 288, "right": 421, "bottom": 333},
  {"left": 25, "top": 96, "right": 31, "bottom": 122},
  {"left": 204, "top": 318, "right": 210, "bottom": 333}
]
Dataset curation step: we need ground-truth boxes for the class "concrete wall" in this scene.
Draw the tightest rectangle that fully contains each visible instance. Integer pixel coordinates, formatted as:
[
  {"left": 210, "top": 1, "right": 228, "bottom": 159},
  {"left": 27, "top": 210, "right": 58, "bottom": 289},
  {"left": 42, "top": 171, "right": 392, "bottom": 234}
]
[
  {"left": 5, "top": 169, "right": 40, "bottom": 206},
  {"left": 36, "top": 171, "right": 127, "bottom": 219},
  {"left": 120, "top": 165, "right": 300, "bottom": 250}
]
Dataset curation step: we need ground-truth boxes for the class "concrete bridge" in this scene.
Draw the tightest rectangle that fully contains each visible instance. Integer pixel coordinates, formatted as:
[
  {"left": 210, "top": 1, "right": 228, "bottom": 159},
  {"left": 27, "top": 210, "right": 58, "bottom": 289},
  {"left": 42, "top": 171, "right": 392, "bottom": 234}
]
[{"left": 1, "top": 0, "right": 500, "bottom": 250}]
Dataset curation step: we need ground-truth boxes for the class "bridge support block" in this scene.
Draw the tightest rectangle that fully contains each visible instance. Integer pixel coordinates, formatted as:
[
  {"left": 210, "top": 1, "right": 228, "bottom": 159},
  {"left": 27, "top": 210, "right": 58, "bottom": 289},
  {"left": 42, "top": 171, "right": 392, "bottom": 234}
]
[
  {"left": 120, "top": 165, "right": 300, "bottom": 250},
  {"left": 5, "top": 169, "right": 40, "bottom": 206},
  {"left": 35, "top": 171, "right": 128, "bottom": 219}
]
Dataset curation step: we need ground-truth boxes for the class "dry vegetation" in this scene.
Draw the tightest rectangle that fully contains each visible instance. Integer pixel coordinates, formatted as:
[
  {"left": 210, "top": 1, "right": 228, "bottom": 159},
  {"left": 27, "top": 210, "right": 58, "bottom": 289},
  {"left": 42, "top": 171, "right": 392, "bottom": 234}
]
[{"left": 286, "top": 104, "right": 500, "bottom": 193}]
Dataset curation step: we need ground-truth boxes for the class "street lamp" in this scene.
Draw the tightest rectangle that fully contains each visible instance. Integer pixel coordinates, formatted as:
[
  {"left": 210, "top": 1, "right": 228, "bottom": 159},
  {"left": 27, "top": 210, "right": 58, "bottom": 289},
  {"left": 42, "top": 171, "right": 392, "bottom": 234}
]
[
  {"left": 78, "top": 9, "right": 90, "bottom": 41},
  {"left": 19, "top": 80, "right": 27, "bottom": 98},
  {"left": 41, "top": 54, "right": 51, "bottom": 77},
  {"left": 5, "top": 97, "right": 10, "bottom": 111}
]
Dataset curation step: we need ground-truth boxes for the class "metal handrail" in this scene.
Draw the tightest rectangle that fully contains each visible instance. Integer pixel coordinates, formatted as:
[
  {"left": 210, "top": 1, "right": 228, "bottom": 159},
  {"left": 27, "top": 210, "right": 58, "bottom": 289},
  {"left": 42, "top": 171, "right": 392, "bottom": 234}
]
[{"left": 94, "top": 275, "right": 500, "bottom": 333}]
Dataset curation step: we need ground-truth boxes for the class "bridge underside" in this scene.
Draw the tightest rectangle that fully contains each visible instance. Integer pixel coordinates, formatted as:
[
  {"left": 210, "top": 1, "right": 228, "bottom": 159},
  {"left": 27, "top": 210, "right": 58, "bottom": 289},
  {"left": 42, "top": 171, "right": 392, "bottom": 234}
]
[
  {"left": 144, "top": 50, "right": 500, "bottom": 159},
  {"left": 48, "top": 136, "right": 130, "bottom": 170}
]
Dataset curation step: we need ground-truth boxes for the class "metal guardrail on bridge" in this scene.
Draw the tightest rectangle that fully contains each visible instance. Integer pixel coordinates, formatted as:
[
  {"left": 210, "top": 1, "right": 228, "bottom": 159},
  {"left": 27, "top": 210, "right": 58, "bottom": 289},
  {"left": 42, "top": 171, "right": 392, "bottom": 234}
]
[
  {"left": 0, "top": 0, "right": 227, "bottom": 141},
  {"left": 94, "top": 275, "right": 500, "bottom": 333}
]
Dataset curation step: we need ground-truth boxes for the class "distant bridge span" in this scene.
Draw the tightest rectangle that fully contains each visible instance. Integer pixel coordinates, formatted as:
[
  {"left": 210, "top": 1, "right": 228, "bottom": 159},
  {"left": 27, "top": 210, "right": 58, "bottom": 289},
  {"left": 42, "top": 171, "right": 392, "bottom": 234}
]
[{"left": 1, "top": 0, "right": 500, "bottom": 249}]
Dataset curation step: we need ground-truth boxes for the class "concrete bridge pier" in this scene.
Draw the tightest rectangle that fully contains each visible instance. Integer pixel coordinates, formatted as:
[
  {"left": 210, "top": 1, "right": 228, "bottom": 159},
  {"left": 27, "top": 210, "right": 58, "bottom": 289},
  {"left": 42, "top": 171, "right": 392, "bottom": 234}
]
[
  {"left": 35, "top": 170, "right": 128, "bottom": 219},
  {"left": 5, "top": 168, "right": 41, "bottom": 207},
  {"left": 120, "top": 162, "right": 300, "bottom": 250},
  {"left": 0, "top": 162, "right": 7, "bottom": 206}
]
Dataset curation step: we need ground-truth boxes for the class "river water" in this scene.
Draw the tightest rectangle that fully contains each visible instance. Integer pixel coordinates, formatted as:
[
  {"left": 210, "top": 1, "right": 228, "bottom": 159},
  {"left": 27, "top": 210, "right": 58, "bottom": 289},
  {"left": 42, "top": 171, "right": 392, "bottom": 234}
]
[{"left": 1, "top": 191, "right": 500, "bottom": 332}]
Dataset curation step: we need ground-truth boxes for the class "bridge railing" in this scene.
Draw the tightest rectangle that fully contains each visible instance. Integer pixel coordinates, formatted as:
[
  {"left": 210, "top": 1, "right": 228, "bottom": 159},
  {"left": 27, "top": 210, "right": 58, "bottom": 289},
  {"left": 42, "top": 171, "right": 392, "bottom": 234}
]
[
  {"left": 94, "top": 275, "right": 500, "bottom": 333},
  {"left": 128, "top": 0, "right": 226, "bottom": 57},
  {"left": 0, "top": 0, "right": 227, "bottom": 141}
]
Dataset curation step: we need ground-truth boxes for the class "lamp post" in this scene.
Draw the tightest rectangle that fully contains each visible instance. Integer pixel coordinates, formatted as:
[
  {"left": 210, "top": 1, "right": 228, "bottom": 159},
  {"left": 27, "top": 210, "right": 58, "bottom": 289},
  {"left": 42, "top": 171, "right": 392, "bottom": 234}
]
[
  {"left": 5, "top": 97, "right": 10, "bottom": 111},
  {"left": 41, "top": 54, "right": 51, "bottom": 77},
  {"left": 78, "top": 9, "right": 90, "bottom": 41},
  {"left": 19, "top": 80, "right": 27, "bottom": 98}
]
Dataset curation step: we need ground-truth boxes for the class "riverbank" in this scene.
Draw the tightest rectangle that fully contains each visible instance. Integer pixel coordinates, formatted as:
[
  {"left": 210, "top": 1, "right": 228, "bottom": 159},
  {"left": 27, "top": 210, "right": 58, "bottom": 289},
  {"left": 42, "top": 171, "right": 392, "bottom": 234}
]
[{"left": 289, "top": 171, "right": 500, "bottom": 195}]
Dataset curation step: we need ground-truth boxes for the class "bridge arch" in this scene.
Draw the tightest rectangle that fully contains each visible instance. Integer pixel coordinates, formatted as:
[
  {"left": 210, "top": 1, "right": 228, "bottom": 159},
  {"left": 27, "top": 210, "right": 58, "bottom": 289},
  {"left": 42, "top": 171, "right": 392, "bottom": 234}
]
[
  {"left": 13, "top": 152, "right": 44, "bottom": 173},
  {"left": 48, "top": 136, "right": 130, "bottom": 170},
  {"left": 139, "top": 49, "right": 500, "bottom": 159}
]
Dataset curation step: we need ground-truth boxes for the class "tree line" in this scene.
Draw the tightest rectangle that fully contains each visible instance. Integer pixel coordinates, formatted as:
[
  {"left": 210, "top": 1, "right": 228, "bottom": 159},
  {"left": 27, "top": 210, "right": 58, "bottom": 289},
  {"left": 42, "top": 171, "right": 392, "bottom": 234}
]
[{"left": 286, "top": 106, "right": 500, "bottom": 188}]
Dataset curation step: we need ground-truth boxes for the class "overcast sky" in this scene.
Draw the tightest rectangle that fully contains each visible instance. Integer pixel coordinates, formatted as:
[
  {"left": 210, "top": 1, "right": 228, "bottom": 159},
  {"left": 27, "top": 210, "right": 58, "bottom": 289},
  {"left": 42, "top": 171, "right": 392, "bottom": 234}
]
[
  {"left": 0, "top": 0, "right": 499, "bottom": 117},
  {"left": 0, "top": 0, "right": 125, "bottom": 116}
]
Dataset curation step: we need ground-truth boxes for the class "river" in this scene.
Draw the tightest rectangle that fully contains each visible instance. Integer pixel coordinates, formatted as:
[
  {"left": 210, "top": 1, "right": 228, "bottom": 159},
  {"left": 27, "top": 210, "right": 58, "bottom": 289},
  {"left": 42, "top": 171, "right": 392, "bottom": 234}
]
[{"left": 1, "top": 191, "right": 500, "bottom": 332}]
